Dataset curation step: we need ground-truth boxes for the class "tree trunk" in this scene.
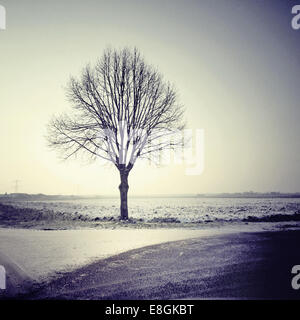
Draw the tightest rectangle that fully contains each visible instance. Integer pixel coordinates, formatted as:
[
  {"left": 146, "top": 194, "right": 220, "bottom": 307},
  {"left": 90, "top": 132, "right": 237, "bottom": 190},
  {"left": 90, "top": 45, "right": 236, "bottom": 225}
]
[{"left": 119, "top": 171, "right": 129, "bottom": 220}]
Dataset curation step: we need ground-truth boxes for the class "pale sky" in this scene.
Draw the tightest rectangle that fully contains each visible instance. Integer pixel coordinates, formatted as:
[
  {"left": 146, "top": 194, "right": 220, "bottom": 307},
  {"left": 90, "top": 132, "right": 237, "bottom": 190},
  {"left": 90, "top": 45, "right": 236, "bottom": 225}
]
[{"left": 0, "top": 0, "right": 300, "bottom": 195}]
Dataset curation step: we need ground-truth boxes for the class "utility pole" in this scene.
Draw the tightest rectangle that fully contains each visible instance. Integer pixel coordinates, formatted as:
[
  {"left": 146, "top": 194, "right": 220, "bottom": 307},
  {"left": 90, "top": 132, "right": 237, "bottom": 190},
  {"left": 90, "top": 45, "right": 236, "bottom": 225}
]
[{"left": 13, "top": 180, "right": 20, "bottom": 193}]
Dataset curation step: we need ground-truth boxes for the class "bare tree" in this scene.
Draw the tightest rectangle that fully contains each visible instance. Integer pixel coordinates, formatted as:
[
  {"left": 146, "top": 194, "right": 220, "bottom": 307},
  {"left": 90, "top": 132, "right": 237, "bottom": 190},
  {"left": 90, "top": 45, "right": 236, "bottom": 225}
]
[{"left": 47, "top": 47, "right": 185, "bottom": 220}]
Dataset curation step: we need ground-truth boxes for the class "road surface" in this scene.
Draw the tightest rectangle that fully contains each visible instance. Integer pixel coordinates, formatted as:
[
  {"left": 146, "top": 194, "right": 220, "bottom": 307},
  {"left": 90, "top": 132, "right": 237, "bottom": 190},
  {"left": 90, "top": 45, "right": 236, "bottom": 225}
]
[{"left": 21, "top": 230, "right": 300, "bottom": 300}]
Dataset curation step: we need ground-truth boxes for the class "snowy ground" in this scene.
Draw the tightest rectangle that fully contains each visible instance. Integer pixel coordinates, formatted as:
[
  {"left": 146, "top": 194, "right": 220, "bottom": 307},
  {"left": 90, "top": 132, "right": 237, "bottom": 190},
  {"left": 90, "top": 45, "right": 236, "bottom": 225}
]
[{"left": 3, "top": 197, "right": 300, "bottom": 223}]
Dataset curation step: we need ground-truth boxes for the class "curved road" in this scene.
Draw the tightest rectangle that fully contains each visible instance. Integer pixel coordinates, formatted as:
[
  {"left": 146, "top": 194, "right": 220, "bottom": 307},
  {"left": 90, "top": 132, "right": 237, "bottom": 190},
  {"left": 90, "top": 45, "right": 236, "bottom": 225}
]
[{"left": 24, "top": 230, "right": 300, "bottom": 300}]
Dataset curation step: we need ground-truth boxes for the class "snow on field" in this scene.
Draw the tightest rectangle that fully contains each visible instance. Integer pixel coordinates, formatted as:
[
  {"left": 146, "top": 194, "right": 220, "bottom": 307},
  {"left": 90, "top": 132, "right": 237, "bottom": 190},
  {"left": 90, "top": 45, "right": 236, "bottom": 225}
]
[{"left": 3, "top": 197, "right": 300, "bottom": 223}]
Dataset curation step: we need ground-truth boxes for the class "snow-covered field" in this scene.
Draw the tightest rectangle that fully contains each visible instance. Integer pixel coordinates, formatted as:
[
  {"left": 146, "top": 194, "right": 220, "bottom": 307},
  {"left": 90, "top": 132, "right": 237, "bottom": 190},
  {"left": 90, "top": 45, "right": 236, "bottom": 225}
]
[{"left": 4, "top": 197, "right": 300, "bottom": 223}]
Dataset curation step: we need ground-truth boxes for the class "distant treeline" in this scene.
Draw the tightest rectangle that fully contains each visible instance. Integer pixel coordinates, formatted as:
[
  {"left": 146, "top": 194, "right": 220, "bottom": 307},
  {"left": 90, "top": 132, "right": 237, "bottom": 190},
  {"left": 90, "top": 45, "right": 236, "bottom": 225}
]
[
  {"left": 0, "top": 193, "right": 102, "bottom": 201},
  {"left": 1, "top": 192, "right": 300, "bottom": 201},
  {"left": 197, "top": 192, "right": 300, "bottom": 198}
]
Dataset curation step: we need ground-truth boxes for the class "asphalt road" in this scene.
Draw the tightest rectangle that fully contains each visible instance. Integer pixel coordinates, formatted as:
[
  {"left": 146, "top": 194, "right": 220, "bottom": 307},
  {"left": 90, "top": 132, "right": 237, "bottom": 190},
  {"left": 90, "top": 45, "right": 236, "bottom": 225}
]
[{"left": 20, "top": 230, "right": 300, "bottom": 300}]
